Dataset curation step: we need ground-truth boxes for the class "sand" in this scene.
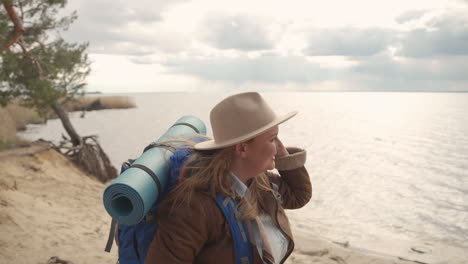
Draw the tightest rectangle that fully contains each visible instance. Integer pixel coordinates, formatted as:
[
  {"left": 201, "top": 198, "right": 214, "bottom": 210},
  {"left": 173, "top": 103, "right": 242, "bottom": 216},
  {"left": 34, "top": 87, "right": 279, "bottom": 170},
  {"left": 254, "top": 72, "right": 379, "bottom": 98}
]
[
  {"left": 0, "top": 142, "right": 117, "bottom": 264},
  {"left": 0, "top": 142, "right": 443, "bottom": 264}
]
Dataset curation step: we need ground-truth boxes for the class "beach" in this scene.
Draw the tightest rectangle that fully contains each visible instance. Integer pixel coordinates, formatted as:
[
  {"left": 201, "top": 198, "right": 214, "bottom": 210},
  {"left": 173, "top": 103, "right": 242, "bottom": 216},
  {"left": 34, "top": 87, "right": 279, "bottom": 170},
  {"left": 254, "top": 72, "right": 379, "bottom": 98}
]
[
  {"left": 0, "top": 142, "right": 117, "bottom": 264},
  {"left": 0, "top": 142, "right": 429, "bottom": 264}
]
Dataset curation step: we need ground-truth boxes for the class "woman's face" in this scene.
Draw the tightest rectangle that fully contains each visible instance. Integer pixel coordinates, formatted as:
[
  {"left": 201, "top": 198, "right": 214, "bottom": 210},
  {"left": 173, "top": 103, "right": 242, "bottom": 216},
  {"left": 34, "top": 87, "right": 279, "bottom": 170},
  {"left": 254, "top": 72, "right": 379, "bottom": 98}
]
[{"left": 245, "top": 125, "right": 280, "bottom": 173}]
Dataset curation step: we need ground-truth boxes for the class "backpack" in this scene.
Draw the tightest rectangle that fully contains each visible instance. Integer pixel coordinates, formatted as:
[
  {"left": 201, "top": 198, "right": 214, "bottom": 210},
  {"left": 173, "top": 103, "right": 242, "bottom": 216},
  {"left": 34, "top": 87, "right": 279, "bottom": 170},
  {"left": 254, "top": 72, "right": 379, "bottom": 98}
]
[{"left": 105, "top": 141, "right": 254, "bottom": 264}]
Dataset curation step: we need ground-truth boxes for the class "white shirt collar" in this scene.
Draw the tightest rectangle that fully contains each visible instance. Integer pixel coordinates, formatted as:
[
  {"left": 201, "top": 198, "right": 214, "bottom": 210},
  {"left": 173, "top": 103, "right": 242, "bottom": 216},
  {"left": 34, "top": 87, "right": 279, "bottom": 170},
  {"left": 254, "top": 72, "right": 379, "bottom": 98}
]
[{"left": 229, "top": 171, "right": 248, "bottom": 197}]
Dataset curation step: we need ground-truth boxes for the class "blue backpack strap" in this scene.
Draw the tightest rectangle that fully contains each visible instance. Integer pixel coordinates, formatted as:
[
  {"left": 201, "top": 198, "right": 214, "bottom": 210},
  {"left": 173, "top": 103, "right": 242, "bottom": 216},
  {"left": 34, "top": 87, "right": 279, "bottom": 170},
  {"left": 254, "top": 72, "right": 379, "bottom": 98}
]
[{"left": 215, "top": 194, "right": 253, "bottom": 264}]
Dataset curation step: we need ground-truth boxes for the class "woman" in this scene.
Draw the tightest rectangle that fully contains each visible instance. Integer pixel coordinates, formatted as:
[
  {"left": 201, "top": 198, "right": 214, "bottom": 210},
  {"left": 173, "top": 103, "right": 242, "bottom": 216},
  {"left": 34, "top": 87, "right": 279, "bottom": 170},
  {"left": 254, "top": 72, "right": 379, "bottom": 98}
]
[{"left": 145, "top": 92, "right": 312, "bottom": 264}]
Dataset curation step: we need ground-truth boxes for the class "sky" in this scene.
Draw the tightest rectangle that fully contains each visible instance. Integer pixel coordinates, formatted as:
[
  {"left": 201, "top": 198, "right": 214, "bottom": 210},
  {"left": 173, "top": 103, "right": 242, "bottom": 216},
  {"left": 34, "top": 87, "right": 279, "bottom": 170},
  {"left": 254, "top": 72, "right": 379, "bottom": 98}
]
[{"left": 61, "top": 0, "right": 468, "bottom": 93}]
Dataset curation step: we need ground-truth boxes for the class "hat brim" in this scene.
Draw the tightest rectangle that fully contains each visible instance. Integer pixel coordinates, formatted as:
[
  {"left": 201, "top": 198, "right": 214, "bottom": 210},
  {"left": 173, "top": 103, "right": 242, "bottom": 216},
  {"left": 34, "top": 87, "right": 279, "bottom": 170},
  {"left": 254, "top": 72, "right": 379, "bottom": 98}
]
[{"left": 194, "top": 111, "right": 298, "bottom": 150}]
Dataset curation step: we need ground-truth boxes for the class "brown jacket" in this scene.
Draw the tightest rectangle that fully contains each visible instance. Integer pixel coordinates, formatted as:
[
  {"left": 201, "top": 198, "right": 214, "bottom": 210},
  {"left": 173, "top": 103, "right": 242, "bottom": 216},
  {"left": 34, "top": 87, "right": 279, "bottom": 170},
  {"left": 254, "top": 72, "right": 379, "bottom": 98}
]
[{"left": 145, "top": 147, "right": 312, "bottom": 264}]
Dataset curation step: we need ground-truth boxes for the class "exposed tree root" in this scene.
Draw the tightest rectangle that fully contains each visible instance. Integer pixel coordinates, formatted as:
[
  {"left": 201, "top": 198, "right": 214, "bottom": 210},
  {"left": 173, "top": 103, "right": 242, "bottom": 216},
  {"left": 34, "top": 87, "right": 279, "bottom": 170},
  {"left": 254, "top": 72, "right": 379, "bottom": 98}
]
[{"left": 54, "top": 135, "right": 117, "bottom": 182}]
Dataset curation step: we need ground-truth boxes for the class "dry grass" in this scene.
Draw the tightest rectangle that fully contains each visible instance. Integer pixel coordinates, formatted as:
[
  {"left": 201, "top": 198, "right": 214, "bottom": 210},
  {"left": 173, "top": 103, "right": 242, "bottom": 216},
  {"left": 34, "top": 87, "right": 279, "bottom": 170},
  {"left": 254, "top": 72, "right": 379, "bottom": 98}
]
[
  {"left": 5, "top": 103, "right": 44, "bottom": 130},
  {"left": 88, "top": 96, "right": 136, "bottom": 109},
  {"left": 63, "top": 96, "right": 136, "bottom": 112},
  {"left": 0, "top": 108, "right": 17, "bottom": 143},
  {"left": 0, "top": 107, "right": 32, "bottom": 149},
  {"left": 0, "top": 96, "right": 135, "bottom": 149}
]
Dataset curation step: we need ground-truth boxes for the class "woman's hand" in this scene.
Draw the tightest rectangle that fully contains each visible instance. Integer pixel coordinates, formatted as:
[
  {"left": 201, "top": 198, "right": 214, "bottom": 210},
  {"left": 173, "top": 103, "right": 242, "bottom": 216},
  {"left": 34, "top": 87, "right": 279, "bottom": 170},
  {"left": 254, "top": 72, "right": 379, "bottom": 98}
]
[{"left": 275, "top": 137, "right": 289, "bottom": 157}]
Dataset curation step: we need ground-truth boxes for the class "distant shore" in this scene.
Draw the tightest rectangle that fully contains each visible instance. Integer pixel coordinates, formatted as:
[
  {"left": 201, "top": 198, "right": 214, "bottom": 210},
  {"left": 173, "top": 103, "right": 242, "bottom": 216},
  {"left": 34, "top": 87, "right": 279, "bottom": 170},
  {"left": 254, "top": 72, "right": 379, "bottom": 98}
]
[
  {"left": 0, "top": 142, "right": 432, "bottom": 264},
  {"left": 0, "top": 96, "right": 135, "bottom": 149}
]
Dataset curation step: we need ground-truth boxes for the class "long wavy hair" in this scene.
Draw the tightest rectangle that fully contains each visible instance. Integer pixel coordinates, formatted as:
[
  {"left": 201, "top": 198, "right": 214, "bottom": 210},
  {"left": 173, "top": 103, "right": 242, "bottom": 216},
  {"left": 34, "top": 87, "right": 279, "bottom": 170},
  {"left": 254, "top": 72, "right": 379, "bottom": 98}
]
[{"left": 163, "top": 136, "right": 276, "bottom": 220}]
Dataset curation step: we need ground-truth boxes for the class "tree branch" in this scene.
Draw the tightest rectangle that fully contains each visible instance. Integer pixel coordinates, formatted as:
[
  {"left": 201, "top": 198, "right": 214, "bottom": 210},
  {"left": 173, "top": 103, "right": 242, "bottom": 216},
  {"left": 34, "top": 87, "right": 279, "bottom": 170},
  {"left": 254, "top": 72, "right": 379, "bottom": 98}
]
[
  {"left": 16, "top": 38, "right": 27, "bottom": 53},
  {"left": 18, "top": 0, "right": 24, "bottom": 22},
  {"left": 2, "top": 0, "right": 25, "bottom": 51}
]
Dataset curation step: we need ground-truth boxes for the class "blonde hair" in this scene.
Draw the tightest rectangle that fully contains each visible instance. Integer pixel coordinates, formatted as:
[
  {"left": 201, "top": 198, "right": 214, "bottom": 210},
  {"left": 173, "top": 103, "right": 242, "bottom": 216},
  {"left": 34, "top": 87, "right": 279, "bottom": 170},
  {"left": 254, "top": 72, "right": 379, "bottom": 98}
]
[{"left": 164, "top": 137, "right": 276, "bottom": 220}]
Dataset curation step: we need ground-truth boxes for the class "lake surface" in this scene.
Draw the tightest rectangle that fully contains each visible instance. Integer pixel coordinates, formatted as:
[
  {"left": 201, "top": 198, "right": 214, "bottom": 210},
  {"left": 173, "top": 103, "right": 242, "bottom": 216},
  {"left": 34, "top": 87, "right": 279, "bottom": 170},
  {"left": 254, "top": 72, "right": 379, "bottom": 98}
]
[{"left": 19, "top": 92, "right": 468, "bottom": 261}]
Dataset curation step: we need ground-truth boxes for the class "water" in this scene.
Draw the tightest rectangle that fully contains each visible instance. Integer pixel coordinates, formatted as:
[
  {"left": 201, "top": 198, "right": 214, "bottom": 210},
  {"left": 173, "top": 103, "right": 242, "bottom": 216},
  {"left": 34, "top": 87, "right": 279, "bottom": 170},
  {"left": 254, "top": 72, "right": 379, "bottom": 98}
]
[{"left": 19, "top": 92, "right": 468, "bottom": 260}]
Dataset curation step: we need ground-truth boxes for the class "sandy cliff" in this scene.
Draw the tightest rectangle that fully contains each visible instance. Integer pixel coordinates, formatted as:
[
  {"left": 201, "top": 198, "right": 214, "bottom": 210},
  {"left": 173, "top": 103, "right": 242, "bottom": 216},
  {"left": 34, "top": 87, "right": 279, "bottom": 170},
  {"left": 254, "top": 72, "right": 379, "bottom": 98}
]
[{"left": 0, "top": 143, "right": 117, "bottom": 264}]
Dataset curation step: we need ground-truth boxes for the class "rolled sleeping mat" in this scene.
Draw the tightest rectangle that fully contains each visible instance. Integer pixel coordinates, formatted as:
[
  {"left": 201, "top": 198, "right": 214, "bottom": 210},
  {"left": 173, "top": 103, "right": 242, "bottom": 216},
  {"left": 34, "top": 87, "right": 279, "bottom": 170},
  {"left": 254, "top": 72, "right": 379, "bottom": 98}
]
[{"left": 103, "top": 115, "right": 207, "bottom": 225}]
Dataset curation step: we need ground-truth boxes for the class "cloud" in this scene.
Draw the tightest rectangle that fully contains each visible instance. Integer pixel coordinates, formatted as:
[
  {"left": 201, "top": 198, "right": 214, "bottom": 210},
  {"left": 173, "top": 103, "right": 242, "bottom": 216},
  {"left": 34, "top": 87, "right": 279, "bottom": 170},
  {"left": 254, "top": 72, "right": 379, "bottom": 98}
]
[
  {"left": 395, "top": 9, "right": 428, "bottom": 24},
  {"left": 163, "top": 53, "right": 329, "bottom": 83},
  {"left": 77, "top": 0, "right": 163, "bottom": 26},
  {"left": 128, "top": 56, "right": 160, "bottom": 65},
  {"left": 161, "top": 49, "right": 468, "bottom": 91},
  {"left": 304, "top": 28, "right": 394, "bottom": 56},
  {"left": 199, "top": 14, "right": 277, "bottom": 51},
  {"left": 59, "top": 1, "right": 468, "bottom": 92},
  {"left": 62, "top": 0, "right": 189, "bottom": 55},
  {"left": 301, "top": 10, "right": 467, "bottom": 60},
  {"left": 347, "top": 53, "right": 468, "bottom": 91},
  {"left": 397, "top": 12, "right": 468, "bottom": 57}
]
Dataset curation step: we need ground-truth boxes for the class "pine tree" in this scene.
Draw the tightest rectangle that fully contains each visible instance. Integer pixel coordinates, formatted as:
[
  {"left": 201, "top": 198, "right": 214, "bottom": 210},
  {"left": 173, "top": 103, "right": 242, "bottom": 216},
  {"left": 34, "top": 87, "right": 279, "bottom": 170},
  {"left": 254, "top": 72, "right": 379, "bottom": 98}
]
[{"left": 0, "top": 0, "right": 117, "bottom": 181}]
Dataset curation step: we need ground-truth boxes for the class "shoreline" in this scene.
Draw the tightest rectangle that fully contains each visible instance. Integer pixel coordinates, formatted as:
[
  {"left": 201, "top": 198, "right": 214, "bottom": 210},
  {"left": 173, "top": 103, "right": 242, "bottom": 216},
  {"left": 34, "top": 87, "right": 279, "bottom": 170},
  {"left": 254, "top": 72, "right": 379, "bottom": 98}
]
[
  {"left": 0, "top": 143, "right": 465, "bottom": 264},
  {"left": 289, "top": 230, "right": 468, "bottom": 264},
  {"left": 0, "top": 96, "right": 136, "bottom": 150}
]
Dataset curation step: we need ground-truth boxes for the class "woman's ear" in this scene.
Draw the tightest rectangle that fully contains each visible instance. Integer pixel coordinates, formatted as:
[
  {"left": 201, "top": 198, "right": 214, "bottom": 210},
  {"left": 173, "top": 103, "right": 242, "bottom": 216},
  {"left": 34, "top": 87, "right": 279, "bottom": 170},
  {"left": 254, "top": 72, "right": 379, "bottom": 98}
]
[{"left": 234, "top": 143, "right": 248, "bottom": 158}]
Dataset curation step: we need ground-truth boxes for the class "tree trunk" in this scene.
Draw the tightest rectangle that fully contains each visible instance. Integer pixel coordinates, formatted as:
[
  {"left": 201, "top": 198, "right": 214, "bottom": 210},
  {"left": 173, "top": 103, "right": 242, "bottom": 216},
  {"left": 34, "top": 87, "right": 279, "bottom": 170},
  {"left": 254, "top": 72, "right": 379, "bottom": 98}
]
[{"left": 51, "top": 102, "right": 81, "bottom": 146}]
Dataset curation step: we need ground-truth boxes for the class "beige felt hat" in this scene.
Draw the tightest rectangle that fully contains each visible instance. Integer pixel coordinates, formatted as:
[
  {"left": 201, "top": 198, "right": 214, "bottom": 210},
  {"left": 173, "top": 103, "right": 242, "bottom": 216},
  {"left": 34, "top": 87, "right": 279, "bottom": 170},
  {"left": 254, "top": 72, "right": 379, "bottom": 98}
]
[{"left": 194, "top": 92, "right": 297, "bottom": 150}]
